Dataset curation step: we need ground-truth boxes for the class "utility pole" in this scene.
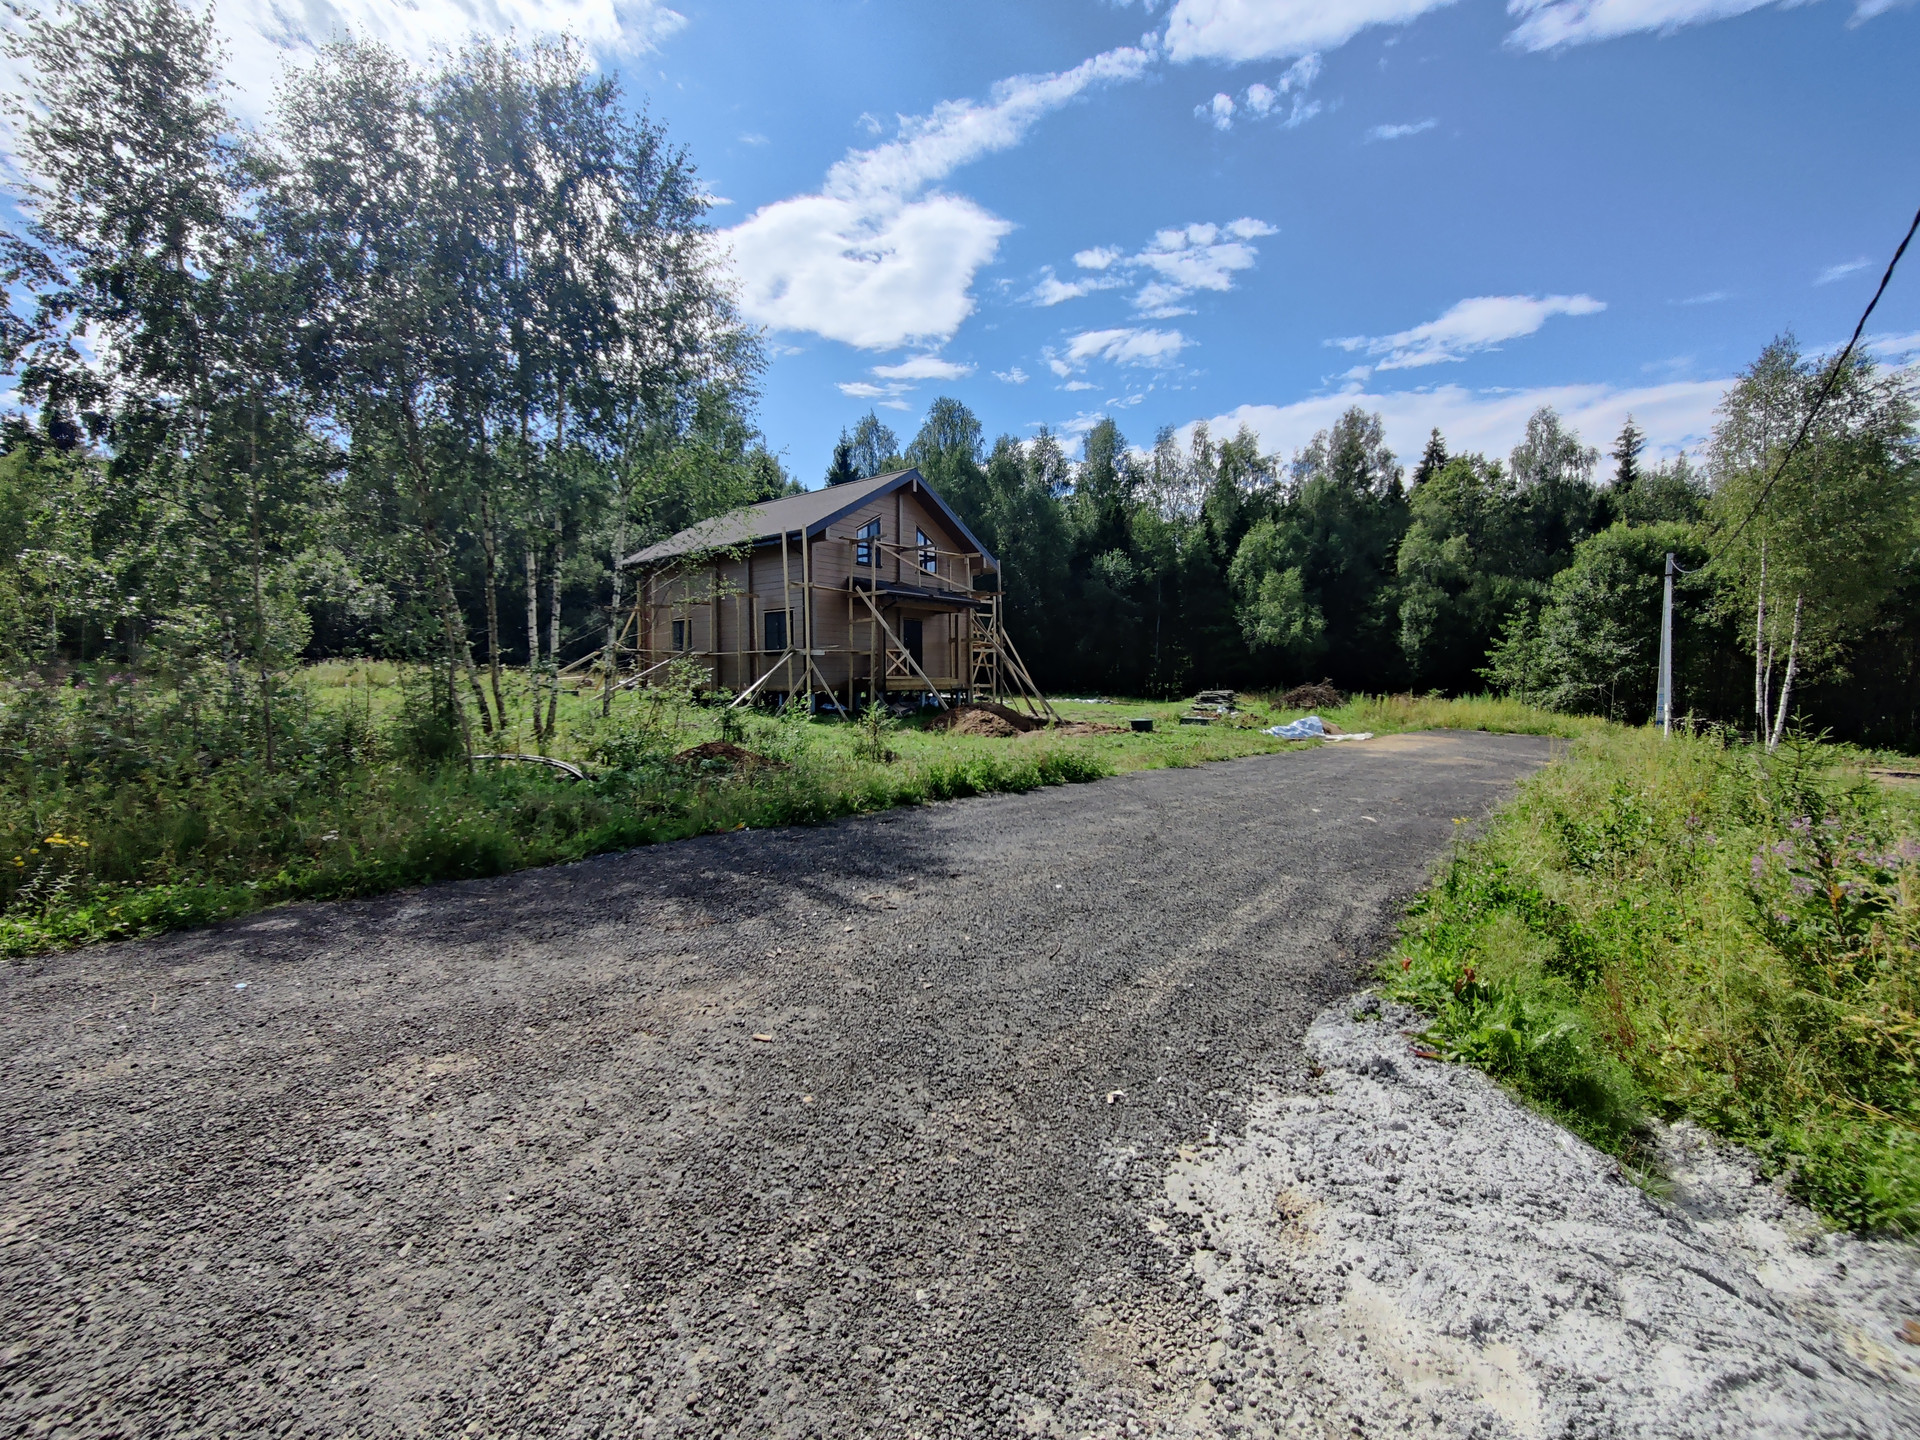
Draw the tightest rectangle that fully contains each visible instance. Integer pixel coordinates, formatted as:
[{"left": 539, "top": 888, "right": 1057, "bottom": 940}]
[{"left": 1654, "top": 551, "right": 1675, "bottom": 736}]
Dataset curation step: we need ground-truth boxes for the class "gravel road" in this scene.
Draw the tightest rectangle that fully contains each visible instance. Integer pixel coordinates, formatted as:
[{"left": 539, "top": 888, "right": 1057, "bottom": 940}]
[{"left": 2, "top": 730, "right": 1551, "bottom": 1438}]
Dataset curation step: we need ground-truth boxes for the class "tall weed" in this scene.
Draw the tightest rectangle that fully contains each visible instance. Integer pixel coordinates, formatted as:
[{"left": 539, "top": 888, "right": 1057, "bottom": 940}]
[{"left": 1385, "top": 726, "right": 1920, "bottom": 1232}]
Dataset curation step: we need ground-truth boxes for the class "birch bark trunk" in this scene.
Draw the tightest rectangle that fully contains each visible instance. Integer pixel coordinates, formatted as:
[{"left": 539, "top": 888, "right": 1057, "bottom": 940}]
[
  {"left": 545, "top": 525, "right": 563, "bottom": 743},
  {"left": 479, "top": 476, "right": 505, "bottom": 735},
  {"left": 399, "top": 392, "right": 480, "bottom": 762},
  {"left": 1768, "top": 595, "right": 1803, "bottom": 753},
  {"left": 1754, "top": 540, "right": 1768, "bottom": 741},
  {"left": 525, "top": 539, "right": 542, "bottom": 744}
]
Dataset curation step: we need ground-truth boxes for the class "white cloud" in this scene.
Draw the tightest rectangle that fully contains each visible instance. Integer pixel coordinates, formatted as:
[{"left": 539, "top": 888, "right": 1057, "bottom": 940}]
[
  {"left": 1816, "top": 257, "right": 1872, "bottom": 285},
  {"left": 1199, "top": 52, "right": 1322, "bottom": 130},
  {"left": 1062, "top": 380, "right": 1099, "bottom": 391},
  {"left": 1194, "top": 378, "right": 1729, "bottom": 471},
  {"left": 1198, "top": 92, "right": 1237, "bottom": 129},
  {"left": 1066, "top": 327, "right": 1191, "bottom": 366},
  {"left": 1027, "top": 268, "right": 1124, "bottom": 306},
  {"left": 1136, "top": 221, "right": 1269, "bottom": 310},
  {"left": 837, "top": 381, "right": 905, "bottom": 400},
  {"left": 1035, "top": 217, "right": 1277, "bottom": 315},
  {"left": 820, "top": 46, "right": 1155, "bottom": 204},
  {"left": 1867, "top": 330, "right": 1920, "bottom": 361},
  {"left": 1333, "top": 293, "right": 1606, "bottom": 370},
  {"left": 739, "top": 132, "right": 769, "bottom": 146},
  {"left": 725, "top": 44, "right": 1153, "bottom": 349},
  {"left": 1503, "top": 0, "right": 1910, "bottom": 50},
  {"left": 1674, "top": 290, "right": 1730, "bottom": 305},
  {"left": 1164, "top": 0, "right": 1458, "bottom": 62},
  {"left": 871, "top": 354, "right": 975, "bottom": 381},
  {"left": 1366, "top": 118, "right": 1436, "bottom": 140},
  {"left": 995, "top": 367, "right": 1031, "bottom": 384}
]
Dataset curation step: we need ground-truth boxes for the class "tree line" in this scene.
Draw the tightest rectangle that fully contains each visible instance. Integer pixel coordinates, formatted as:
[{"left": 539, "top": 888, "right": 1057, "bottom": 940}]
[
  {"left": 832, "top": 338, "right": 1917, "bottom": 745},
  {"left": 2, "top": 0, "right": 1917, "bottom": 755}
]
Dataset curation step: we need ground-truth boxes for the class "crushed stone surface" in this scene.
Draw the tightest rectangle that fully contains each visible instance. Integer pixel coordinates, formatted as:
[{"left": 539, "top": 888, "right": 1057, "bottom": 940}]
[
  {"left": 0, "top": 731, "right": 1546, "bottom": 1438},
  {"left": 1162, "top": 996, "right": 1920, "bottom": 1439}
]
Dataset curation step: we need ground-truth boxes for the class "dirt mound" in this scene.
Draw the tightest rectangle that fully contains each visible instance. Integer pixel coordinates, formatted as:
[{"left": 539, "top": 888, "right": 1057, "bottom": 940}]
[
  {"left": 928, "top": 705, "right": 1021, "bottom": 738},
  {"left": 673, "top": 740, "right": 787, "bottom": 769},
  {"left": 926, "top": 702, "right": 1047, "bottom": 737},
  {"left": 1279, "top": 680, "right": 1345, "bottom": 710}
]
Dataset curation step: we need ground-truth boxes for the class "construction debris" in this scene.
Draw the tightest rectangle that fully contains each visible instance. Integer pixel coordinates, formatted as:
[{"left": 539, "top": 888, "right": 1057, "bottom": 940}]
[
  {"left": 1265, "top": 715, "right": 1352, "bottom": 740},
  {"left": 473, "top": 753, "right": 590, "bottom": 781}
]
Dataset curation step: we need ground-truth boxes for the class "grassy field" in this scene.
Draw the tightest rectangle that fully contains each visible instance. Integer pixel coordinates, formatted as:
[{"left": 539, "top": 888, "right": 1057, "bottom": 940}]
[
  {"left": 1383, "top": 724, "right": 1920, "bottom": 1234},
  {"left": 9, "top": 665, "right": 1527, "bottom": 957}
]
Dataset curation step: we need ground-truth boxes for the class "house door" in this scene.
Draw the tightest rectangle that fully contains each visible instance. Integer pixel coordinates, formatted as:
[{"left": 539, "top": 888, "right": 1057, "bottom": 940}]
[{"left": 902, "top": 618, "right": 924, "bottom": 671}]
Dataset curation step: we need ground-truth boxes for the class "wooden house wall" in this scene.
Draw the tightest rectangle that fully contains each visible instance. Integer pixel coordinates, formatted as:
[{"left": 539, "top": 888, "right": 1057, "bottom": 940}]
[{"left": 638, "top": 480, "right": 985, "bottom": 692}]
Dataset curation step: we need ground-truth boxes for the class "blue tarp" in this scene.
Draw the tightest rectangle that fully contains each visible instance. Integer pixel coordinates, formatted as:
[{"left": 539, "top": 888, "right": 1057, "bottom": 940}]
[{"left": 1265, "top": 715, "right": 1326, "bottom": 738}]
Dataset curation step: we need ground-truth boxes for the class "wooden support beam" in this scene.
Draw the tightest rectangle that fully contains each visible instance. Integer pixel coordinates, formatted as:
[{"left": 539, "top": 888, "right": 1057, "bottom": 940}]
[
  {"left": 855, "top": 587, "right": 948, "bottom": 709},
  {"left": 729, "top": 652, "right": 794, "bottom": 708}
]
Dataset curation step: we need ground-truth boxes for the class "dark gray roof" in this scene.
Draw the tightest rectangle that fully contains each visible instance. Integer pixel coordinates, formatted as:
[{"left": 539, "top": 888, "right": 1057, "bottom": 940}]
[{"left": 619, "top": 468, "right": 998, "bottom": 570}]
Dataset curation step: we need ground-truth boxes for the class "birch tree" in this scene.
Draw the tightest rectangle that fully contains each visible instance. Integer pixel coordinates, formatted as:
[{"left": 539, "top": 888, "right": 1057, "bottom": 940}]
[{"left": 1709, "top": 337, "right": 1920, "bottom": 748}]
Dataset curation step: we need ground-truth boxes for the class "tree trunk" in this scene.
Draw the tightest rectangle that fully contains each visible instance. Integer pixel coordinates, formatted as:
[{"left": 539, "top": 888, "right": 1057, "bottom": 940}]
[
  {"left": 479, "top": 465, "right": 506, "bottom": 735},
  {"left": 248, "top": 398, "right": 273, "bottom": 771},
  {"left": 545, "top": 525, "right": 563, "bottom": 743},
  {"left": 398, "top": 394, "right": 478, "bottom": 763},
  {"left": 525, "top": 536, "right": 543, "bottom": 745},
  {"left": 1768, "top": 595, "right": 1803, "bottom": 753},
  {"left": 604, "top": 475, "right": 627, "bottom": 718},
  {"left": 1753, "top": 540, "right": 1768, "bottom": 741}
]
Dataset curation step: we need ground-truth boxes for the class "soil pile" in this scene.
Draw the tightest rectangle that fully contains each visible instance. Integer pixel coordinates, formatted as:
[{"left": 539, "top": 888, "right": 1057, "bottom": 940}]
[
  {"left": 673, "top": 740, "right": 787, "bottom": 769},
  {"left": 1279, "top": 679, "right": 1345, "bottom": 709},
  {"left": 934, "top": 707, "right": 1021, "bottom": 737},
  {"left": 928, "top": 703, "right": 1124, "bottom": 738},
  {"left": 926, "top": 702, "right": 1044, "bottom": 737}
]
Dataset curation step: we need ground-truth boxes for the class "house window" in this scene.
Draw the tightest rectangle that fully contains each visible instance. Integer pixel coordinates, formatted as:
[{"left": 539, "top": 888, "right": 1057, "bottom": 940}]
[
  {"left": 916, "top": 528, "right": 938, "bottom": 574},
  {"left": 671, "top": 619, "right": 687, "bottom": 652},
  {"left": 855, "top": 517, "right": 880, "bottom": 566},
  {"left": 763, "top": 608, "right": 789, "bottom": 653}
]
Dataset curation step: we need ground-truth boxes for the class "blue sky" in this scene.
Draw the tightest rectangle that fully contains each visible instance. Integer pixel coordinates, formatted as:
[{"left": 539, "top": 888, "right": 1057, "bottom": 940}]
[{"left": 27, "top": 0, "right": 1920, "bottom": 480}]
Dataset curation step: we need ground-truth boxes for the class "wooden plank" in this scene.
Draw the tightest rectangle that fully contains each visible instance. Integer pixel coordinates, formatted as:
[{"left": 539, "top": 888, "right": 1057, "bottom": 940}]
[{"left": 856, "top": 588, "right": 948, "bottom": 709}]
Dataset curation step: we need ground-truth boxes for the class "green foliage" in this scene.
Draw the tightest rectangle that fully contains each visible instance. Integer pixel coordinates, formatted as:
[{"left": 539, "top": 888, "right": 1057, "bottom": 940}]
[
  {"left": 1484, "top": 522, "right": 1710, "bottom": 721},
  {"left": 1385, "top": 726, "right": 1920, "bottom": 1233},
  {"left": 856, "top": 700, "right": 895, "bottom": 763}
]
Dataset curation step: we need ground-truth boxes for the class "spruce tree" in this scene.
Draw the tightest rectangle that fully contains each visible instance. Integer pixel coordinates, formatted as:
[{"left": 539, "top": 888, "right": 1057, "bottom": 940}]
[
  {"left": 824, "top": 437, "right": 860, "bottom": 486},
  {"left": 1611, "top": 416, "right": 1645, "bottom": 494},
  {"left": 1413, "top": 428, "right": 1448, "bottom": 487}
]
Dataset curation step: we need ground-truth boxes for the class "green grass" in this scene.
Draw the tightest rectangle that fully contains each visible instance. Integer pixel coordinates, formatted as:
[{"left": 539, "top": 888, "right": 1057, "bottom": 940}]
[
  {"left": 0, "top": 671, "right": 1627, "bottom": 961},
  {"left": 2, "top": 668, "right": 1344, "bottom": 957},
  {"left": 1382, "top": 723, "right": 1920, "bottom": 1234}
]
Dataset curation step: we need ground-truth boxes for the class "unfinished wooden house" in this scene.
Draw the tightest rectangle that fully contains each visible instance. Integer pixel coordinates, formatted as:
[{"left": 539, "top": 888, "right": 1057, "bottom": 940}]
[{"left": 616, "top": 468, "right": 1050, "bottom": 714}]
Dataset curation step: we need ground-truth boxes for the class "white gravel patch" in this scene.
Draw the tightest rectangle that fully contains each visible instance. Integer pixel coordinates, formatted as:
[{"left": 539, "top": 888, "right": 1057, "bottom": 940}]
[{"left": 1156, "top": 994, "right": 1920, "bottom": 1439}]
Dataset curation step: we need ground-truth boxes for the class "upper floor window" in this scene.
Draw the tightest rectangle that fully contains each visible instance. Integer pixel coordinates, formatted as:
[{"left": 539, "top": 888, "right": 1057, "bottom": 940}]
[
  {"left": 671, "top": 619, "right": 687, "bottom": 652},
  {"left": 916, "top": 528, "right": 938, "bottom": 574},
  {"left": 855, "top": 517, "right": 881, "bottom": 566}
]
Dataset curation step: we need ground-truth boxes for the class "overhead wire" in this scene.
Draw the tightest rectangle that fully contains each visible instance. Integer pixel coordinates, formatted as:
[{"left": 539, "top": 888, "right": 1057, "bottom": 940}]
[{"left": 1696, "top": 202, "right": 1920, "bottom": 571}]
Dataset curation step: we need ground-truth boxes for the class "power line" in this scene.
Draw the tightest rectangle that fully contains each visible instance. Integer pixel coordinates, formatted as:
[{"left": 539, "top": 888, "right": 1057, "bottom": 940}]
[{"left": 1704, "top": 201, "right": 1920, "bottom": 567}]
